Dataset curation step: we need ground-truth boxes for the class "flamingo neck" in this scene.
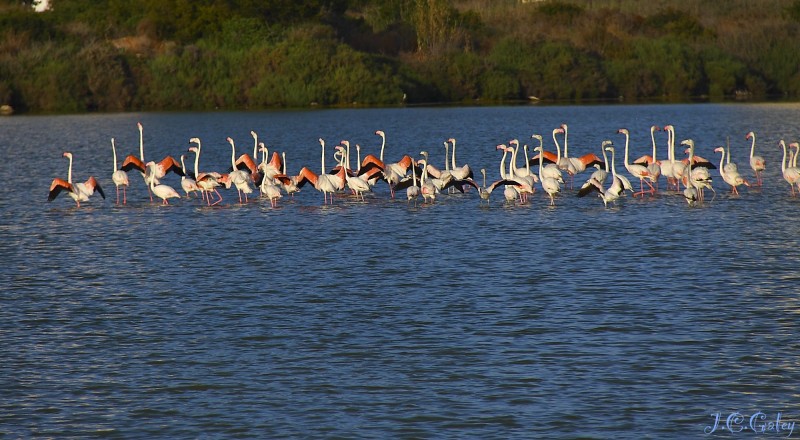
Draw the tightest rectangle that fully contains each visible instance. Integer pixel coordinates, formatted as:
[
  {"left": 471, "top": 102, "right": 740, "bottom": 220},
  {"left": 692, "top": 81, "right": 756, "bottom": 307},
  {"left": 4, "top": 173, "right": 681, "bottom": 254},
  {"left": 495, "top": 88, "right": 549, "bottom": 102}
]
[
  {"left": 651, "top": 128, "right": 658, "bottom": 158},
  {"left": 451, "top": 140, "right": 457, "bottom": 170},
  {"left": 499, "top": 149, "right": 507, "bottom": 179},
  {"left": 112, "top": 140, "right": 118, "bottom": 171},
  {"left": 552, "top": 131, "right": 562, "bottom": 162},
  {"left": 524, "top": 145, "right": 531, "bottom": 174},
  {"left": 67, "top": 155, "right": 73, "bottom": 183},
  {"left": 194, "top": 145, "right": 200, "bottom": 178},
  {"left": 379, "top": 134, "right": 385, "bottom": 162},
  {"left": 252, "top": 133, "right": 258, "bottom": 160},
  {"left": 282, "top": 152, "right": 287, "bottom": 174},
  {"left": 602, "top": 147, "right": 609, "bottom": 172},
  {"left": 623, "top": 133, "right": 631, "bottom": 166},
  {"left": 537, "top": 149, "right": 544, "bottom": 182},
  {"left": 562, "top": 126, "right": 569, "bottom": 157},
  {"left": 444, "top": 143, "right": 449, "bottom": 171},
  {"left": 749, "top": 134, "right": 756, "bottom": 158},
  {"left": 229, "top": 139, "right": 236, "bottom": 169},
  {"left": 139, "top": 125, "right": 144, "bottom": 161},
  {"left": 320, "top": 140, "right": 326, "bottom": 174}
]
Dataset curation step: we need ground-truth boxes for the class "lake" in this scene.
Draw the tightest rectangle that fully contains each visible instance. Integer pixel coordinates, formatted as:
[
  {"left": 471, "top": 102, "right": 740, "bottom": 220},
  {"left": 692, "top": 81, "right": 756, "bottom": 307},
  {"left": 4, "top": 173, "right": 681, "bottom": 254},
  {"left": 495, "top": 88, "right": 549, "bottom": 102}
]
[{"left": 2, "top": 103, "right": 800, "bottom": 438}]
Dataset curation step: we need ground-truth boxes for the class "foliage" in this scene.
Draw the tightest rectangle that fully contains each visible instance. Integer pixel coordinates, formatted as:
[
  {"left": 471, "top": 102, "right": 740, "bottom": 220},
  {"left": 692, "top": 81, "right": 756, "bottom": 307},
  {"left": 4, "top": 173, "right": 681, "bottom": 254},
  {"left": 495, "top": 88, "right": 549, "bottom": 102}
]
[{"left": 2, "top": 0, "right": 800, "bottom": 113}]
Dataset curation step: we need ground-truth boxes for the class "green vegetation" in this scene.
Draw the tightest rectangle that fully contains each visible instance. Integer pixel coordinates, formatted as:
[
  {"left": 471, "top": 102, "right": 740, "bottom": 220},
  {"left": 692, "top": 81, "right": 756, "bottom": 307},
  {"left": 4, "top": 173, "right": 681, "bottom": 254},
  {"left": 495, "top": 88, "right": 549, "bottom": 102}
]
[{"left": 1, "top": 0, "right": 800, "bottom": 113}]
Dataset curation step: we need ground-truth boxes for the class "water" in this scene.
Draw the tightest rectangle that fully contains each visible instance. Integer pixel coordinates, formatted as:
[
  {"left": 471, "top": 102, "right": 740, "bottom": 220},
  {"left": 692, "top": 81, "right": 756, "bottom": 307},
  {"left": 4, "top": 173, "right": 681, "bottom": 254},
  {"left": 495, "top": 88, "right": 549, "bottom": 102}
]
[{"left": 2, "top": 103, "right": 800, "bottom": 438}]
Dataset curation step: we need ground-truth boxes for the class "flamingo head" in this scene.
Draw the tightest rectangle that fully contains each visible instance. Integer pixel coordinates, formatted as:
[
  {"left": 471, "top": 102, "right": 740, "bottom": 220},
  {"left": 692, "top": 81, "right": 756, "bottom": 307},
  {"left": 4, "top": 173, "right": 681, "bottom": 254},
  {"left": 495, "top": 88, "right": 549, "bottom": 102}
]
[
  {"left": 189, "top": 137, "right": 200, "bottom": 146},
  {"left": 617, "top": 128, "right": 629, "bottom": 135},
  {"left": 496, "top": 144, "right": 507, "bottom": 151},
  {"left": 63, "top": 152, "right": 72, "bottom": 159},
  {"left": 605, "top": 146, "right": 615, "bottom": 153},
  {"left": 531, "top": 134, "right": 543, "bottom": 142},
  {"left": 651, "top": 125, "right": 661, "bottom": 131},
  {"left": 746, "top": 131, "right": 754, "bottom": 140},
  {"left": 714, "top": 147, "right": 725, "bottom": 154},
  {"left": 554, "top": 128, "right": 564, "bottom": 135},
  {"left": 375, "top": 130, "right": 384, "bottom": 137},
  {"left": 601, "top": 140, "right": 613, "bottom": 148},
  {"left": 680, "top": 139, "right": 693, "bottom": 147}
]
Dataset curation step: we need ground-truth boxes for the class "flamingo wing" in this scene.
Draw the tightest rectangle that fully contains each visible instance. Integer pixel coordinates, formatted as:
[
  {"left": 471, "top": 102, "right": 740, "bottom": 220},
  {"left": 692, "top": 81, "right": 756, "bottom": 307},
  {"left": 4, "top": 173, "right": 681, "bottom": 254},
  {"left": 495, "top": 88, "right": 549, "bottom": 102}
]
[
  {"left": 85, "top": 176, "right": 106, "bottom": 199},
  {"left": 120, "top": 155, "right": 146, "bottom": 173},
  {"left": 48, "top": 178, "right": 72, "bottom": 201},
  {"left": 159, "top": 156, "right": 186, "bottom": 176}
]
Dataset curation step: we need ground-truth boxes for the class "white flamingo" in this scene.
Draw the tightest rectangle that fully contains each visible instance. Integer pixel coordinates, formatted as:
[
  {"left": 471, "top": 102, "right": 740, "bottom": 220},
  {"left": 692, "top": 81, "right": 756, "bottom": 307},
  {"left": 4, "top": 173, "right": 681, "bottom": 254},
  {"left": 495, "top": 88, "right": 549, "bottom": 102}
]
[
  {"left": 111, "top": 138, "right": 129, "bottom": 205},
  {"left": 747, "top": 131, "right": 765, "bottom": 186},
  {"left": 49, "top": 152, "right": 105, "bottom": 208}
]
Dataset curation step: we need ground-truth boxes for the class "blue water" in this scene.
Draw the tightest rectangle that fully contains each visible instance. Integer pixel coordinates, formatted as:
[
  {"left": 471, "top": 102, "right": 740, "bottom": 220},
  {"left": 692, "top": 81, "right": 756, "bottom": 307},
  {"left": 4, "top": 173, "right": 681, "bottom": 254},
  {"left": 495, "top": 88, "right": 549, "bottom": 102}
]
[{"left": 2, "top": 103, "right": 800, "bottom": 438}]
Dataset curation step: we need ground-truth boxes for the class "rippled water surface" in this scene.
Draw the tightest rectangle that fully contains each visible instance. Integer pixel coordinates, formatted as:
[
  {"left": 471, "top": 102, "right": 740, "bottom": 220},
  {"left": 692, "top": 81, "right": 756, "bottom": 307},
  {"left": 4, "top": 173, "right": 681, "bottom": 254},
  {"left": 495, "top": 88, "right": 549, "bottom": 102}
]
[{"left": 3, "top": 104, "right": 800, "bottom": 438}]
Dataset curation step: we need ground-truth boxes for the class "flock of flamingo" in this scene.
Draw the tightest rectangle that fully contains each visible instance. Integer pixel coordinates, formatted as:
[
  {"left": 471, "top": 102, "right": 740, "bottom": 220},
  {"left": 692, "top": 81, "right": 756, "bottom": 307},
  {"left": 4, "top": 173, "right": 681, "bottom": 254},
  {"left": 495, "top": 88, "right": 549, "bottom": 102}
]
[{"left": 47, "top": 122, "right": 800, "bottom": 209}]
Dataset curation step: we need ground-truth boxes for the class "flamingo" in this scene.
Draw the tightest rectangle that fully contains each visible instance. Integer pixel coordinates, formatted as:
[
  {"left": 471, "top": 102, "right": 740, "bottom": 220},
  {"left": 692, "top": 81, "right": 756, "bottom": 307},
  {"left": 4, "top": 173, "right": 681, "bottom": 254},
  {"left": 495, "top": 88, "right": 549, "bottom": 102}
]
[
  {"left": 231, "top": 130, "right": 260, "bottom": 178},
  {"left": 681, "top": 145, "right": 715, "bottom": 201},
  {"left": 338, "top": 144, "right": 371, "bottom": 201},
  {"left": 226, "top": 137, "right": 255, "bottom": 203},
  {"left": 747, "top": 131, "right": 765, "bottom": 186},
  {"left": 682, "top": 140, "right": 700, "bottom": 206},
  {"left": 505, "top": 142, "right": 536, "bottom": 203},
  {"left": 188, "top": 138, "right": 223, "bottom": 206},
  {"left": 715, "top": 146, "right": 750, "bottom": 195},
  {"left": 48, "top": 152, "right": 105, "bottom": 207},
  {"left": 779, "top": 140, "right": 800, "bottom": 195},
  {"left": 618, "top": 128, "right": 655, "bottom": 196},
  {"left": 146, "top": 161, "right": 181, "bottom": 205},
  {"left": 179, "top": 154, "right": 200, "bottom": 198},
  {"left": 535, "top": 145, "right": 561, "bottom": 206},
  {"left": 560, "top": 123, "right": 605, "bottom": 187},
  {"left": 111, "top": 138, "right": 129, "bottom": 205},
  {"left": 448, "top": 138, "right": 474, "bottom": 182},
  {"left": 271, "top": 151, "right": 300, "bottom": 198},
  {"left": 604, "top": 145, "right": 633, "bottom": 197},
  {"left": 296, "top": 139, "right": 345, "bottom": 204},
  {"left": 476, "top": 168, "right": 520, "bottom": 205},
  {"left": 418, "top": 152, "right": 437, "bottom": 203},
  {"left": 532, "top": 133, "right": 564, "bottom": 183},
  {"left": 632, "top": 125, "right": 662, "bottom": 191},
  {"left": 406, "top": 158, "right": 420, "bottom": 205},
  {"left": 120, "top": 122, "right": 184, "bottom": 201}
]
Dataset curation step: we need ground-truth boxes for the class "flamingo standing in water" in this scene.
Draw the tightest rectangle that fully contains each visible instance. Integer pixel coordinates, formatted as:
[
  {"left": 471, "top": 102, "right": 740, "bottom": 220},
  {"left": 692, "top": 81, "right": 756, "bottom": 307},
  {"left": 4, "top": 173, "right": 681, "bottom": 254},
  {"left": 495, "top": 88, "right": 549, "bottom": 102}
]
[
  {"left": 120, "top": 122, "right": 184, "bottom": 201},
  {"left": 296, "top": 139, "right": 345, "bottom": 204},
  {"left": 681, "top": 140, "right": 700, "bottom": 206},
  {"left": 188, "top": 138, "right": 223, "bottom": 206},
  {"left": 535, "top": 145, "right": 561, "bottom": 206},
  {"left": 632, "top": 125, "right": 662, "bottom": 191},
  {"left": 618, "top": 128, "right": 655, "bottom": 197},
  {"left": 715, "top": 146, "right": 750, "bottom": 195},
  {"left": 48, "top": 152, "right": 105, "bottom": 207},
  {"left": 406, "top": 158, "right": 420, "bottom": 205},
  {"left": 179, "top": 154, "right": 200, "bottom": 198},
  {"left": 747, "top": 131, "right": 765, "bottom": 186},
  {"left": 560, "top": 123, "right": 605, "bottom": 187},
  {"left": 779, "top": 140, "right": 800, "bottom": 195},
  {"left": 226, "top": 137, "right": 255, "bottom": 203},
  {"left": 418, "top": 152, "right": 437, "bottom": 203},
  {"left": 146, "top": 161, "right": 181, "bottom": 205},
  {"left": 111, "top": 138, "right": 129, "bottom": 205}
]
